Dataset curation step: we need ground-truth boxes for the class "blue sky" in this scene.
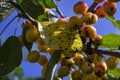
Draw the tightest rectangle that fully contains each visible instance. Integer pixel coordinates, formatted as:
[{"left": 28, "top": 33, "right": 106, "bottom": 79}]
[
  {"left": 0, "top": 0, "right": 120, "bottom": 79},
  {"left": 56, "top": 0, "right": 120, "bottom": 35}
]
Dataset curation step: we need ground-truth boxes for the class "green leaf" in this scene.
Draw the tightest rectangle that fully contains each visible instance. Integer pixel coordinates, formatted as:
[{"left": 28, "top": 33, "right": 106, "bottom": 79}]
[
  {"left": 106, "top": 16, "right": 120, "bottom": 30},
  {"left": 108, "top": 68, "right": 120, "bottom": 79},
  {"left": 0, "top": 36, "right": 22, "bottom": 76},
  {"left": 100, "top": 34, "right": 120, "bottom": 48},
  {"left": 18, "top": 0, "right": 57, "bottom": 21},
  {"left": 19, "top": 0, "right": 48, "bottom": 21},
  {"left": 14, "top": 67, "right": 24, "bottom": 80},
  {"left": 16, "top": 0, "right": 23, "bottom": 4},
  {"left": 39, "top": 21, "right": 83, "bottom": 56},
  {"left": 44, "top": 0, "right": 57, "bottom": 8},
  {"left": 103, "top": 74, "right": 118, "bottom": 80},
  {"left": 36, "top": 0, "right": 57, "bottom": 8},
  {"left": 0, "top": 76, "right": 10, "bottom": 80},
  {"left": 45, "top": 50, "right": 62, "bottom": 80},
  {"left": 118, "top": 58, "right": 120, "bottom": 62},
  {"left": 34, "top": 77, "right": 45, "bottom": 80}
]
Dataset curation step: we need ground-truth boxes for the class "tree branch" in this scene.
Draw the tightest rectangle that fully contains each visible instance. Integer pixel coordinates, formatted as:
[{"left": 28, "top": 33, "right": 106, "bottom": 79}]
[
  {"left": 9, "top": 0, "right": 35, "bottom": 23},
  {"left": 90, "top": 48, "right": 120, "bottom": 58},
  {"left": 87, "top": 2, "right": 98, "bottom": 12},
  {"left": 52, "top": 0, "right": 65, "bottom": 18},
  {"left": 56, "top": 7, "right": 65, "bottom": 18}
]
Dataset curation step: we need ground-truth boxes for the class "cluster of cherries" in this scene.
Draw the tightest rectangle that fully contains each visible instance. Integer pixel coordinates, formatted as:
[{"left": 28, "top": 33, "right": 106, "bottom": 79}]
[
  {"left": 52, "top": 0, "right": 119, "bottom": 80},
  {"left": 54, "top": 0, "right": 119, "bottom": 79},
  {"left": 18, "top": 0, "right": 119, "bottom": 80}
]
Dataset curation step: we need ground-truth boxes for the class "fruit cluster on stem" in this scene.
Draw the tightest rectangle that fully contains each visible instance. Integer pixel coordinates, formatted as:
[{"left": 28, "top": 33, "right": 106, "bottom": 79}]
[{"left": 14, "top": 0, "right": 120, "bottom": 79}]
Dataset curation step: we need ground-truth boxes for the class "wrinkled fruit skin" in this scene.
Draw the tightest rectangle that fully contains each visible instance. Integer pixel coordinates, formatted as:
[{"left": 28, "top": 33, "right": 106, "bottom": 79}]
[
  {"left": 73, "top": 1, "right": 88, "bottom": 14},
  {"left": 103, "top": 1, "right": 116, "bottom": 16},
  {"left": 80, "top": 25, "right": 97, "bottom": 39},
  {"left": 95, "top": 6, "right": 107, "bottom": 18},
  {"left": 106, "top": 56, "right": 118, "bottom": 70},
  {"left": 82, "top": 12, "right": 98, "bottom": 24}
]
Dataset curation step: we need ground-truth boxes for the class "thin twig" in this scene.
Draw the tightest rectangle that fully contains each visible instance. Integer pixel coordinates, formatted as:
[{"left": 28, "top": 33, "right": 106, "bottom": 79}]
[
  {"left": 56, "top": 7, "right": 64, "bottom": 18},
  {"left": 13, "top": 17, "right": 20, "bottom": 36},
  {"left": 0, "top": 15, "right": 18, "bottom": 36},
  {"left": 9, "top": 0, "right": 35, "bottom": 23},
  {"left": 87, "top": 2, "right": 98, "bottom": 12},
  {"left": 52, "top": 0, "right": 64, "bottom": 18},
  {"left": 91, "top": 48, "right": 120, "bottom": 58}
]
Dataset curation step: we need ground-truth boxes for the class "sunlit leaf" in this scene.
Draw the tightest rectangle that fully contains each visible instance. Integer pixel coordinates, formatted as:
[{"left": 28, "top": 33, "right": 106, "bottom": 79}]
[
  {"left": 0, "top": 36, "right": 22, "bottom": 76},
  {"left": 106, "top": 16, "right": 120, "bottom": 30},
  {"left": 103, "top": 74, "right": 119, "bottom": 80},
  {"left": 18, "top": 0, "right": 57, "bottom": 21},
  {"left": 100, "top": 34, "right": 120, "bottom": 48},
  {"left": 44, "top": 0, "right": 57, "bottom": 8},
  {"left": 35, "top": 0, "right": 57, "bottom": 8},
  {"left": 19, "top": 0, "right": 48, "bottom": 21},
  {"left": 45, "top": 50, "right": 62, "bottom": 80},
  {"left": 38, "top": 21, "right": 83, "bottom": 56},
  {"left": 108, "top": 68, "right": 120, "bottom": 79},
  {"left": 17, "top": 0, "right": 57, "bottom": 8}
]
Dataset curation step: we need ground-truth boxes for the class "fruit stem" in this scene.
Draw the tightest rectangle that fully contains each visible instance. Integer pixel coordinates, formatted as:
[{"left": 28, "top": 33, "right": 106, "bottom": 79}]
[
  {"left": 56, "top": 7, "right": 65, "bottom": 18},
  {"left": 0, "top": 15, "right": 18, "bottom": 36},
  {"left": 52, "top": 0, "right": 65, "bottom": 18},
  {"left": 88, "top": 2, "right": 98, "bottom": 12},
  {"left": 92, "top": 48, "right": 120, "bottom": 58}
]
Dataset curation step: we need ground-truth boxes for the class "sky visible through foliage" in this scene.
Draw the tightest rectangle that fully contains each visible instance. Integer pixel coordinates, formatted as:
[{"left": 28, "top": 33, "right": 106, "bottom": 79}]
[{"left": 0, "top": 0, "right": 120, "bottom": 79}]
